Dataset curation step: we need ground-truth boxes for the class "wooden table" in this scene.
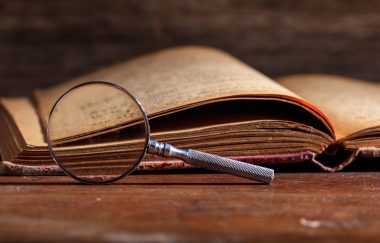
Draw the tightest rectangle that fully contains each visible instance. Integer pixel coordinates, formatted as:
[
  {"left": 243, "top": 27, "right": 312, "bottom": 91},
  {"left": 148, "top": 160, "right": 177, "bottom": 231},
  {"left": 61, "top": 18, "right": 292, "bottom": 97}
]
[{"left": 1, "top": 172, "right": 379, "bottom": 242}]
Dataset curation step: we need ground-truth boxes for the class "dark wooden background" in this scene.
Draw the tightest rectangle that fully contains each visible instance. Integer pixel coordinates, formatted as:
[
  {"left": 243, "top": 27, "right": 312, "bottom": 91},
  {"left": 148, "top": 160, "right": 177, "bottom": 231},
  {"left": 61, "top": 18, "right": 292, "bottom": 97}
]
[{"left": 1, "top": 0, "right": 379, "bottom": 96}]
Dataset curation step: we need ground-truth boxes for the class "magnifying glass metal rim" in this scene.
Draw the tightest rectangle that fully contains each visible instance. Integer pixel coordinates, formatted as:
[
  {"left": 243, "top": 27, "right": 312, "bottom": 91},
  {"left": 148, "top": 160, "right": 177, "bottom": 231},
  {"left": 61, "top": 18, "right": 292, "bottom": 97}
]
[{"left": 46, "top": 80, "right": 151, "bottom": 184}]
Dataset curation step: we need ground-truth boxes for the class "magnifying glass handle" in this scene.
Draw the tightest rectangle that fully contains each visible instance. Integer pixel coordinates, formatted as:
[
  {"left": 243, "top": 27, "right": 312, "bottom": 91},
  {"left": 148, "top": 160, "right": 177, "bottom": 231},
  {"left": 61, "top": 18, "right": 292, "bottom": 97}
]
[
  {"left": 185, "top": 150, "right": 274, "bottom": 184},
  {"left": 147, "top": 140, "right": 274, "bottom": 184}
]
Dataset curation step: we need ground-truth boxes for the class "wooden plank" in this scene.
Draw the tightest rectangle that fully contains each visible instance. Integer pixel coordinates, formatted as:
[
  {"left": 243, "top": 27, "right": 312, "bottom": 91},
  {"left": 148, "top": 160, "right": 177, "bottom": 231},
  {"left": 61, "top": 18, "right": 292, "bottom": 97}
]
[
  {"left": 0, "top": 172, "right": 379, "bottom": 242},
  {"left": 0, "top": 0, "right": 380, "bottom": 95}
]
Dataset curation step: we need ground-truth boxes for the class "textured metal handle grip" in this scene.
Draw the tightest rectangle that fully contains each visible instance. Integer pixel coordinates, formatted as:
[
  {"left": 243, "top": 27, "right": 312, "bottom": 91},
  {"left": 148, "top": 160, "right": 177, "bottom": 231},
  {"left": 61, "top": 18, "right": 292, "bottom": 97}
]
[{"left": 186, "top": 150, "right": 274, "bottom": 184}]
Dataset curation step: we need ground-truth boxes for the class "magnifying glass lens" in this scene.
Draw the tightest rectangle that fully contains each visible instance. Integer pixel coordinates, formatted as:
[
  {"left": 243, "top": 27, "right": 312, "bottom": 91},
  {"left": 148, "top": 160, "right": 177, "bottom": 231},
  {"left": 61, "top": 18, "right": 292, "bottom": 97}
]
[{"left": 47, "top": 82, "right": 149, "bottom": 183}]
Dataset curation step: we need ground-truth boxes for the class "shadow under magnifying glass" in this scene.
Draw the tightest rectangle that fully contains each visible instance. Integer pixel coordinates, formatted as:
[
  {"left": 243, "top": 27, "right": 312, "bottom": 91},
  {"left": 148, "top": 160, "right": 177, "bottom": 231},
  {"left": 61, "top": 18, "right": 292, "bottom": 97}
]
[{"left": 0, "top": 169, "right": 268, "bottom": 186}]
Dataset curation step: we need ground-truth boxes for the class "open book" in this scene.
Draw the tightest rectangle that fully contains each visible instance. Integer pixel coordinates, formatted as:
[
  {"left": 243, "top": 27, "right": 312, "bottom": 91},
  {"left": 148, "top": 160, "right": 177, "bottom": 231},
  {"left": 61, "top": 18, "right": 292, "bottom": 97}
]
[{"left": 1, "top": 46, "right": 380, "bottom": 175}]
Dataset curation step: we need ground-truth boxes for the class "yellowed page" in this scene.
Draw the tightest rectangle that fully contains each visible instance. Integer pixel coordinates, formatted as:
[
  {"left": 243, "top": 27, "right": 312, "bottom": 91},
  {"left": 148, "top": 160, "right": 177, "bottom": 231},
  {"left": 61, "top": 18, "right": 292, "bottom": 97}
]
[
  {"left": 35, "top": 46, "right": 332, "bottom": 134},
  {"left": 36, "top": 46, "right": 293, "bottom": 120},
  {"left": 0, "top": 97, "right": 45, "bottom": 147},
  {"left": 277, "top": 74, "right": 380, "bottom": 140}
]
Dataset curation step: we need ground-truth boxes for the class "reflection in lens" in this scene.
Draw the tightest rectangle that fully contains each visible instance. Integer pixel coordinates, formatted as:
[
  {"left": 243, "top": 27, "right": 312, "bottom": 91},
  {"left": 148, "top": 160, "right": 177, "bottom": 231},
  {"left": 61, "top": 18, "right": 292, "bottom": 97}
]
[{"left": 47, "top": 82, "right": 149, "bottom": 183}]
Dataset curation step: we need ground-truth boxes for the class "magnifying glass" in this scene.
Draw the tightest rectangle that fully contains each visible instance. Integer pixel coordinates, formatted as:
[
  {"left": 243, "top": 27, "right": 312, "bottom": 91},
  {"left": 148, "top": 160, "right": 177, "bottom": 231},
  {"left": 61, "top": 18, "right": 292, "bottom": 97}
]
[{"left": 46, "top": 81, "right": 274, "bottom": 184}]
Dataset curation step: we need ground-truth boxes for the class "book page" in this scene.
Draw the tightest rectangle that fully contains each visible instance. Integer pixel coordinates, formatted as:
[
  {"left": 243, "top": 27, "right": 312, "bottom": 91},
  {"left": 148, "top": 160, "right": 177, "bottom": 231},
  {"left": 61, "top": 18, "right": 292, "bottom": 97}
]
[
  {"left": 0, "top": 97, "right": 45, "bottom": 147},
  {"left": 34, "top": 46, "right": 333, "bottom": 139},
  {"left": 277, "top": 74, "right": 380, "bottom": 140}
]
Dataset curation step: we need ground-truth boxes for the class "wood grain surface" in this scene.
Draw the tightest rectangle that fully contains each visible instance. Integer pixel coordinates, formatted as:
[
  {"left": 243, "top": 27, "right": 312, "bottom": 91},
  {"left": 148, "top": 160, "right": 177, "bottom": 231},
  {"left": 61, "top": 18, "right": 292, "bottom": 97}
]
[
  {"left": 1, "top": 172, "right": 380, "bottom": 242},
  {"left": 0, "top": 0, "right": 380, "bottom": 96}
]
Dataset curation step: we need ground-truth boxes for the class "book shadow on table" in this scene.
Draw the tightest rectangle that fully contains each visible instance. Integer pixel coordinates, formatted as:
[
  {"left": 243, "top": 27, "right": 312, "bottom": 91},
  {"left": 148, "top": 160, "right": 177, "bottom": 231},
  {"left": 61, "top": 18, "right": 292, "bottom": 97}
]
[
  {"left": 0, "top": 173, "right": 266, "bottom": 185},
  {"left": 1, "top": 158, "right": 379, "bottom": 186},
  {"left": 0, "top": 179, "right": 264, "bottom": 186}
]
